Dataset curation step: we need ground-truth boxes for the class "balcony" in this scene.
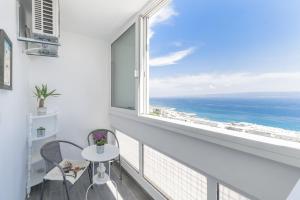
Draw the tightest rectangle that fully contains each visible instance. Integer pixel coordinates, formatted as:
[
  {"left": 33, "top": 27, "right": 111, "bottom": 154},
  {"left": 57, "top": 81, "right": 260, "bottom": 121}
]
[{"left": 1, "top": 0, "right": 300, "bottom": 200}]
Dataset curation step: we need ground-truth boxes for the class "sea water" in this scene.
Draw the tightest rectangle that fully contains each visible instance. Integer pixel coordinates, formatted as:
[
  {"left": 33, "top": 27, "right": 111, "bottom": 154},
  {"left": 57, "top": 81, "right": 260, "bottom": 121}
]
[{"left": 150, "top": 97, "right": 300, "bottom": 132}]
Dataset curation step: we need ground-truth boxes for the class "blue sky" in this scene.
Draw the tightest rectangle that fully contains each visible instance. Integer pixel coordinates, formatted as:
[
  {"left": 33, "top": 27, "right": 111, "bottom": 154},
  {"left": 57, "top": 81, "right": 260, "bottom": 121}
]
[{"left": 149, "top": 0, "right": 300, "bottom": 97}]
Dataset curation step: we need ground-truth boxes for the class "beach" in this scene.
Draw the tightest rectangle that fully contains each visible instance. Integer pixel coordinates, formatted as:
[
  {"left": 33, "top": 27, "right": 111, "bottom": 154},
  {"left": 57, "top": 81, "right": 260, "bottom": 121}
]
[{"left": 150, "top": 106, "right": 300, "bottom": 143}]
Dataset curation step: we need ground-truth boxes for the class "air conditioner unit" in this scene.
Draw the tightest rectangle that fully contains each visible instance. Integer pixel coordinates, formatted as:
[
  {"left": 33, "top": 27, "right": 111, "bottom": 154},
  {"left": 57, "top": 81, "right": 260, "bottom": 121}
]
[{"left": 32, "top": 0, "right": 59, "bottom": 38}]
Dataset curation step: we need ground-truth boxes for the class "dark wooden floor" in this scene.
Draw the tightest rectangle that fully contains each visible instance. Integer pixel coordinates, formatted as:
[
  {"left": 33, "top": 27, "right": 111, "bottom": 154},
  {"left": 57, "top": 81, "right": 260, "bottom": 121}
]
[{"left": 28, "top": 164, "right": 153, "bottom": 200}]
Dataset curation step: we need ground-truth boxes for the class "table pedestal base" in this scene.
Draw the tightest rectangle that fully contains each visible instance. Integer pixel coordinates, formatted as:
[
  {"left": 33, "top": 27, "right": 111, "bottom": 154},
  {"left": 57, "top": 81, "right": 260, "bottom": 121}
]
[
  {"left": 93, "top": 173, "right": 109, "bottom": 185},
  {"left": 85, "top": 162, "right": 118, "bottom": 200}
]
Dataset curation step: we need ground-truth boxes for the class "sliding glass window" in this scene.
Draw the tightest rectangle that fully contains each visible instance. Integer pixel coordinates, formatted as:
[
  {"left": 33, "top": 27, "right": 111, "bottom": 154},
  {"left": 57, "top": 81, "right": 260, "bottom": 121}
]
[
  {"left": 111, "top": 24, "right": 136, "bottom": 110},
  {"left": 141, "top": 0, "right": 300, "bottom": 143}
]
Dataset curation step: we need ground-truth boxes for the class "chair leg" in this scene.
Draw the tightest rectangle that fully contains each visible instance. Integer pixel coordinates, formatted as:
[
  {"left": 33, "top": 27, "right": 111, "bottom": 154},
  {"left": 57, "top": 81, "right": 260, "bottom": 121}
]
[
  {"left": 40, "top": 179, "right": 46, "bottom": 200},
  {"left": 119, "top": 156, "right": 122, "bottom": 181},
  {"left": 64, "top": 181, "right": 70, "bottom": 200},
  {"left": 88, "top": 164, "right": 93, "bottom": 185}
]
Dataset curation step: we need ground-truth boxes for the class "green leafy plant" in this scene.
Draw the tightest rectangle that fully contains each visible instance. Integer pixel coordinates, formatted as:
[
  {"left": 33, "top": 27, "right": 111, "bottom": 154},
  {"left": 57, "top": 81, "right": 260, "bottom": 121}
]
[
  {"left": 96, "top": 139, "right": 106, "bottom": 146},
  {"left": 37, "top": 127, "right": 46, "bottom": 131},
  {"left": 34, "top": 84, "right": 61, "bottom": 108}
]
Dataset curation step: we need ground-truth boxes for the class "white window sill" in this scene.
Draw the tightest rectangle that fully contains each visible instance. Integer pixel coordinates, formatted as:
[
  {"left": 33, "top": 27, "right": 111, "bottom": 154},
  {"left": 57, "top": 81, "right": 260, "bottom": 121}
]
[{"left": 110, "top": 108, "right": 300, "bottom": 168}]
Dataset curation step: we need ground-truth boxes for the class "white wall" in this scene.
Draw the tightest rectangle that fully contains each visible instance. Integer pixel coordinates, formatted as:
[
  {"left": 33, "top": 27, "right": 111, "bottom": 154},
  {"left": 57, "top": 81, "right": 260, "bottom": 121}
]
[
  {"left": 0, "top": 1, "right": 29, "bottom": 199},
  {"left": 0, "top": 1, "right": 111, "bottom": 199},
  {"left": 28, "top": 31, "right": 110, "bottom": 149}
]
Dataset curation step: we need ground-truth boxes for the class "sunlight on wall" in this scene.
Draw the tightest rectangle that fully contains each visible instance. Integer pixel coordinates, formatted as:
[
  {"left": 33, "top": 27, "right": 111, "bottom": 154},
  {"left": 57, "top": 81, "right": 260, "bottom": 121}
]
[{"left": 116, "top": 130, "right": 139, "bottom": 170}]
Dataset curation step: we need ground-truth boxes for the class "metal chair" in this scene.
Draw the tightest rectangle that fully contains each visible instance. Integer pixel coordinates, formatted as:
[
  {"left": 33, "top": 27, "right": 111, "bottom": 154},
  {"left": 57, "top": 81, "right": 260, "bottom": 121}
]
[
  {"left": 87, "top": 129, "right": 122, "bottom": 180},
  {"left": 40, "top": 140, "right": 92, "bottom": 200}
]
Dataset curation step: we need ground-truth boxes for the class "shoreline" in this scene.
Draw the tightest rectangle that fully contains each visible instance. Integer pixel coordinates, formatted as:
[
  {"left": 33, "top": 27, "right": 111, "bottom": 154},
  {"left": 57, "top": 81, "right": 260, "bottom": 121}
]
[{"left": 149, "top": 106, "right": 300, "bottom": 143}]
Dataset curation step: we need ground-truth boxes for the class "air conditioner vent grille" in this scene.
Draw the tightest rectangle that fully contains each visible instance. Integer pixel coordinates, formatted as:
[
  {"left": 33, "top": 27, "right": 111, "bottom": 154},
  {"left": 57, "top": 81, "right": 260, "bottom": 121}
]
[
  {"left": 42, "top": 0, "right": 53, "bottom": 34},
  {"left": 34, "top": 0, "right": 42, "bottom": 30},
  {"left": 32, "top": 0, "right": 59, "bottom": 37}
]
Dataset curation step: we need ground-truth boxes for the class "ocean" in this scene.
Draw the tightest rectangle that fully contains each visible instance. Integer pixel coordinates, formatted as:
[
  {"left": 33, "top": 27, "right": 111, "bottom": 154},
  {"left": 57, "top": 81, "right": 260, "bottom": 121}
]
[{"left": 150, "top": 97, "right": 300, "bottom": 132}]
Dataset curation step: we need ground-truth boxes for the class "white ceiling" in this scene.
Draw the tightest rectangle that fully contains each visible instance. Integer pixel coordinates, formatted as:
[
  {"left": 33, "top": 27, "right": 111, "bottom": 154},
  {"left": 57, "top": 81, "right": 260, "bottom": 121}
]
[{"left": 60, "top": 0, "right": 151, "bottom": 40}]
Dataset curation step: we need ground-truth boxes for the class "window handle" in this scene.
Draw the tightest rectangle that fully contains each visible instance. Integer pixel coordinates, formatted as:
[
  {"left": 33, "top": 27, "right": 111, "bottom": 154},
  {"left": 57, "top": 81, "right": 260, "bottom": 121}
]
[{"left": 134, "top": 69, "right": 139, "bottom": 78}]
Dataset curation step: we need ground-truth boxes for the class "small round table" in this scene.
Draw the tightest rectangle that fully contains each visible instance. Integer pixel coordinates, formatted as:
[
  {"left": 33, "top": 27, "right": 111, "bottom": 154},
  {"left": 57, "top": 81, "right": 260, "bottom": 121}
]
[{"left": 81, "top": 144, "right": 120, "bottom": 200}]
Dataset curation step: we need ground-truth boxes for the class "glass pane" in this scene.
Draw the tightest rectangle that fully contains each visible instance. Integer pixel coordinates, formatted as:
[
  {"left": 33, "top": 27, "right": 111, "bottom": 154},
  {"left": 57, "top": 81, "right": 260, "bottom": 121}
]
[
  {"left": 144, "top": 145, "right": 207, "bottom": 200},
  {"left": 116, "top": 130, "right": 139, "bottom": 170},
  {"left": 147, "top": 0, "right": 300, "bottom": 142},
  {"left": 111, "top": 24, "right": 136, "bottom": 109},
  {"left": 219, "top": 184, "right": 251, "bottom": 200}
]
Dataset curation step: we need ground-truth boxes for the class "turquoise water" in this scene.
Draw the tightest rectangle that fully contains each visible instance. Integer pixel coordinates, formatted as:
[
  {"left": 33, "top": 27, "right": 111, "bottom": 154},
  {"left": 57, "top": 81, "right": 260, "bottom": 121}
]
[{"left": 150, "top": 97, "right": 300, "bottom": 131}]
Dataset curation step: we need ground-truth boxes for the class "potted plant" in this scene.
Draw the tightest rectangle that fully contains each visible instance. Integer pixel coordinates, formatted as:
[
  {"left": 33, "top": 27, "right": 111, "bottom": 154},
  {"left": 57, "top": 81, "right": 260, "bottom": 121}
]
[
  {"left": 36, "top": 127, "right": 46, "bottom": 137},
  {"left": 93, "top": 132, "right": 107, "bottom": 154},
  {"left": 34, "top": 84, "right": 60, "bottom": 115}
]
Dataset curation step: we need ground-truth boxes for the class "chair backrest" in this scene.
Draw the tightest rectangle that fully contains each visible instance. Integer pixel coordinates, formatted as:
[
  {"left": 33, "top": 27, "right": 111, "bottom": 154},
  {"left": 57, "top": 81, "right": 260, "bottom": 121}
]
[
  {"left": 87, "top": 129, "right": 119, "bottom": 148},
  {"left": 40, "top": 140, "right": 83, "bottom": 172},
  {"left": 40, "top": 141, "right": 63, "bottom": 172}
]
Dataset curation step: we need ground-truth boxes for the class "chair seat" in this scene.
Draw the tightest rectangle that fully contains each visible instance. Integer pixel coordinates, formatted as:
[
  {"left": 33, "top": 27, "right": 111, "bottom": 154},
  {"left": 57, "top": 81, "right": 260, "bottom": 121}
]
[{"left": 44, "top": 159, "right": 90, "bottom": 184}]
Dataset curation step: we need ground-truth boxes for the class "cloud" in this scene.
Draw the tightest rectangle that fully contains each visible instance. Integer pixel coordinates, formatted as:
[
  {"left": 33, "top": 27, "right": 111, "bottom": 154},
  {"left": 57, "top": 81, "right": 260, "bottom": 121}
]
[
  {"left": 149, "top": 2, "right": 178, "bottom": 40},
  {"left": 148, "top": 2, "right": 193, "bottom": 68},
  {"left": 150, "top": 4, "right": 178, "bottom": 27},
  {"left": 149, "top": 72, "right": 300, "bottom": 97},
  {"left": 149, "top": 48, "right": 194, "bottom": 67}
]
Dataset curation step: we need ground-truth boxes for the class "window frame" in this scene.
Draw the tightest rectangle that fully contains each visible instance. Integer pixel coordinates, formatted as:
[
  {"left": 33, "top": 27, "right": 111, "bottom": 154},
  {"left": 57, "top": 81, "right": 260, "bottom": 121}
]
[
  {"left": 135, "top": 0, "right": 300, "bottom": 166},
  {"left": 139, "top": 0, "right": 171, "bottom": 116},
  {"left": 109, "top": 0, "right": 300, "bottom": 169}
]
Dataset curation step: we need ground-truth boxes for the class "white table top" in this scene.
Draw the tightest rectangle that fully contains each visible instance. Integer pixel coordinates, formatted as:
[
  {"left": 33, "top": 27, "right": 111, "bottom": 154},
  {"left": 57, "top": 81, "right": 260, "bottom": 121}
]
[{"left": 81, "top": 144, "right": 119, "bottom": 162}]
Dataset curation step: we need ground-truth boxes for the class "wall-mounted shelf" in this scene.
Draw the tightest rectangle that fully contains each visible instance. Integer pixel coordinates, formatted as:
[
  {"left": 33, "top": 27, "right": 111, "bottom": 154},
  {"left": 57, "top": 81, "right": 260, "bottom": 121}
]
[
  {"left": 17, "top": 37, "right": 61, "bottom": 46},
  {"left": 24, "top": 47, "right": 59, "bottom": 57},
  {"left": 16, "top": 0, "right": 61, "bottom": 57}
]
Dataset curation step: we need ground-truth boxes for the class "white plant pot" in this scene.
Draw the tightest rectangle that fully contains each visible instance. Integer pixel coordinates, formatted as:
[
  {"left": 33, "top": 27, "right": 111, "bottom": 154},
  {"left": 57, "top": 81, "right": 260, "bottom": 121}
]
[
  {"left": 37, "top": 129, "right": 45, "bottom": 137},
  {"left": 96, "top": 145, "right": 104, "bottom": 154},
  {"left": 37, "top": 107, "right": 47, "bottom": 115}
]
